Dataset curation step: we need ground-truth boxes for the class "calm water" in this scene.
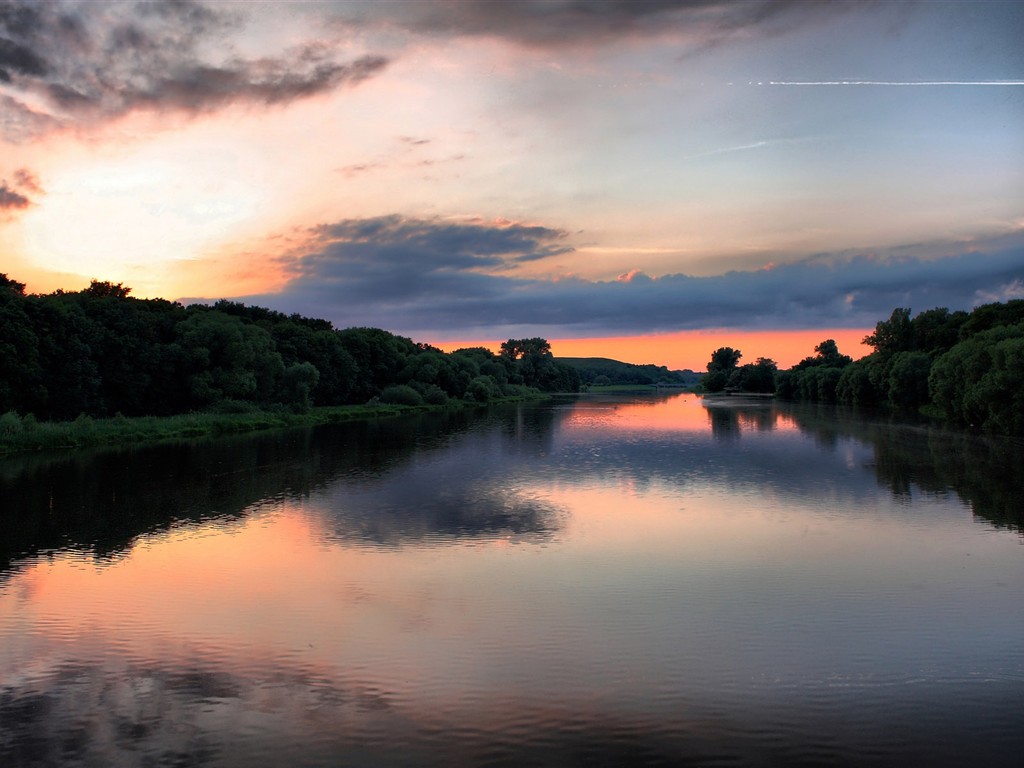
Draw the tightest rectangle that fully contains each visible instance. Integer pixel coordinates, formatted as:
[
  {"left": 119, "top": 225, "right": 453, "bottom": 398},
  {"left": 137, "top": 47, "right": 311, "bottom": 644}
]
[{"left": 2, "top": 393, "right": 1022, "bottom": 767}]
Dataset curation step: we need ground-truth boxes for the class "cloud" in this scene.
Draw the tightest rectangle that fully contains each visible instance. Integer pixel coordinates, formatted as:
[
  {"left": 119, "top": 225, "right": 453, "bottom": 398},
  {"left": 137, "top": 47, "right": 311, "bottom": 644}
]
[
  {"left": 11, "top": 166, "right": 39, "bottom": 192},
  {"left": 188, "top": 216, "right": 1024, "bottom": 339},
  {"left": 0, "top": 0, "right": 388, "bottom": 138},
  {"left": 335, "top": 0, "right": 853, "bottom": 49},
  {"left": 0, "top": 166, "right": 38, "bottom": 211},
  {"left": 0, "top": 181, "right": 28, "bottom": 209}
]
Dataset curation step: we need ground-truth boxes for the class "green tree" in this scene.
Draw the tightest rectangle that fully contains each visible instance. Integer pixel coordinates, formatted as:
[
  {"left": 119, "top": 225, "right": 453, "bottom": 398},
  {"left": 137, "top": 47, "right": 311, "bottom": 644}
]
[
  {"left": 177, "top": 310, "right": 284, "bottom": 407},
  {"left": 727, "top": 357, "right": 777, "bottom": 393},
  {"left": 704, "top": 347, "right": 742, "bottom": 393},
  {"left": 0, "top": 280, "right": 43, "bottom": 413},
  {"left": 864, "top": 307, "right": 913, "bottom": 356},
  {"left": 887, "top": 351, "right": 932, "bottom": 410},
  {"left": 277, "top": 362, "right": 320, "bottom": 411},
  {"left": 911, "top": 307, "right": 968, "bottom": 354},
  {"left": 929, "top": 323, "right": 1024, "bottom": 433},
  {"left": 337, "top": 327, "right": 418, "bottom": 402},
  {"left": 499, "top": 338, "right": 552, "bottom": 360},
  {"left": 836, "top": 359, "right": 878, "bottom": 406}
]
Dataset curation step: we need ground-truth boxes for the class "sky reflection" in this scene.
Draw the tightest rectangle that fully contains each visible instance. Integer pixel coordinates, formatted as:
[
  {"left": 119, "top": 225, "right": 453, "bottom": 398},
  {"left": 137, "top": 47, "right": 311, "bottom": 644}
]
[{"left": 2, "top": 395, "right": 1023, "bottom": 766}]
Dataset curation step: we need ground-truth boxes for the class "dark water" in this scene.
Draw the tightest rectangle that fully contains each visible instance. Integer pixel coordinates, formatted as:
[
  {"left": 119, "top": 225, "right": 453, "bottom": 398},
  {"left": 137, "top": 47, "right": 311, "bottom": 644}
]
[{"left": 1, "top": 393, "right": 1022, "bottom": 767}]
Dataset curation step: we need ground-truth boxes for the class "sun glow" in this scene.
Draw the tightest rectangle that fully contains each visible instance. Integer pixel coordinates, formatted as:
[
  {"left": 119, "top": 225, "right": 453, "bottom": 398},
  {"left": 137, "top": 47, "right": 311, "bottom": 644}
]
[{"left": 18, "top": 158, "right": 262, "bottom": 279}]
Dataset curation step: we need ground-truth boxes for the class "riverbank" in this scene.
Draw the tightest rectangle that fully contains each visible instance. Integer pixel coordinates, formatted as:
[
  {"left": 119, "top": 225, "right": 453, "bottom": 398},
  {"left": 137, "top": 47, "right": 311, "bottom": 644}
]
[{"left": 0, "top": 394, "right": 546, "bottom": 457}]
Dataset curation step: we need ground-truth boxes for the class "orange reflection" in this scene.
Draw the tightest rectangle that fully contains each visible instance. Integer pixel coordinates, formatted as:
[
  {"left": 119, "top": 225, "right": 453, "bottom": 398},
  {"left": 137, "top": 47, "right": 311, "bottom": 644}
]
[{"left": 563, "top": 392, "right": 713, "bottom": 432}]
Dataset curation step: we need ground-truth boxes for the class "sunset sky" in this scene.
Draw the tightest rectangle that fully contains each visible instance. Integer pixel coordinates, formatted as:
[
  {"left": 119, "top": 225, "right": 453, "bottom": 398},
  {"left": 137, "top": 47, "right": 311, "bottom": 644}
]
[{"left": 2, "top": 0, "right": 1022, "bottom": 369}]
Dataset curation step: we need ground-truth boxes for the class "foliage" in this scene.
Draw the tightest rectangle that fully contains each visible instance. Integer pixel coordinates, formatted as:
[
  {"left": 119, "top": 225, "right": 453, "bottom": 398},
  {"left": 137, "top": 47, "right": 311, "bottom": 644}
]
[
  {"left": 887, "top": 351, "right": 932, "bottom": 411},
  {"left": 704, "top": 346, "right": 742, "bottom": 393},
  {"left": 726, "top": 357, "right": 777, "bottom": 394},
  {"left": 864, "top": 307, "right": 913, "bottom": 356},
  {"left": 929, "top": 323, "right": 1024, "bottom": 433},
  {"left": 497, "top": 338, "right": 582, "bottom": 393},
  {"left": 0, "top": 273, "right": 580, "bottom": 437},
  {"left": 380, "top": 384, "right": 424, "bottom": 406},
  {"left": 559, "top": 357, "right": 697, "bottom": 387},
  {"left": 730, "top": 301, "right": 1024, "bottom": 434}
]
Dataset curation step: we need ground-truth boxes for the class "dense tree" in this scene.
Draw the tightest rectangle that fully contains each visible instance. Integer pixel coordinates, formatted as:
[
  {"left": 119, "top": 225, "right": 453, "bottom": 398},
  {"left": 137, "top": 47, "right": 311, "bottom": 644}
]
[
  {"left": 911, "top": 307, "right": 968, "bottom": 353},
  {"left": 0, "top": 274, "right": 573, "bottom": 422},
  {"left": 835, "top": 360, "right": 878, "bottom": 406},
  {"left": 777, "top": 339, "right": 854, "bottom": 403},
  {"left": 29, "top": 294, "right": 104, "bottom": 419},
  {"left": 929, "top": 323, "right": 1024, "bottom": 433},
  {"left": 887, "top": 351, "right": 932, "bottom": 410},
  {"left": 500, "top": 338, "right": 552, "bottom": 360},
  {"left": 337, "top": 327, "right": 419, "bottom": 402},
  {"left": 864, "top": 307, "right": 914, "bottom": 356},
  {"left": 559, "top": 358, "right": 695, "bottom": 387},
  {"left": 277, "top": 362, "right": 320, "bottom": 412},
  {"left": 726, "top": 357, "right": 777, "bottom": 393},
  {"left": 0, "top": 277, "right": 42, "bottom": 414},
  {"left": 956, "top": 300, "right": 1024, "bottom": 339},
  {"left": 84, "top": 280, "right": 132, "bottom": 299},
  {"left": 704, "top": 347, "right": 742, "bottom": 393},
  {"left": 176, "top": 310, "right": 285, "bottom": 407},
  {"left": 498, "top": 337, "right": 581, "bottom": 392}
]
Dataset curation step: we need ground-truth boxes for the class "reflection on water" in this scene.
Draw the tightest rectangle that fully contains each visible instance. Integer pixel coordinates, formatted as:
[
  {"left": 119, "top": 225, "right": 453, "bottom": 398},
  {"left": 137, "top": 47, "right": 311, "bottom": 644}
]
[
  {"left": 702, "top": 396, "right": 1024, "bottom": 532},
  {"left": 1, "top": 393, "right": 1023, "bottom": 767}
]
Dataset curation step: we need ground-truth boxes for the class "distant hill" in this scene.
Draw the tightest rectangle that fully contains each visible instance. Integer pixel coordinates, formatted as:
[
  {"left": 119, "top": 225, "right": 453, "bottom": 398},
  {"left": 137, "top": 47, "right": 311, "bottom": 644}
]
[{"left": 556, "top": 357, "right": 701, "bottom": 387}]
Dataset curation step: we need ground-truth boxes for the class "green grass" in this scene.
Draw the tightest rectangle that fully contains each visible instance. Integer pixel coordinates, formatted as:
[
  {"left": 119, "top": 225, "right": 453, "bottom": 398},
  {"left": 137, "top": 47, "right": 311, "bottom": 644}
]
[{"left": 0, "top": 394, "right": 546, "bottom": 457}]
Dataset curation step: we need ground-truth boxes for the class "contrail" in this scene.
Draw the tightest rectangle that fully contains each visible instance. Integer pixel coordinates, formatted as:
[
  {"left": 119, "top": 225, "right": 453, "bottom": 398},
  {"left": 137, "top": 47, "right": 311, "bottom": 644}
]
[{"left": 767, "top": 80, "right": 1024, "bottom": 86}]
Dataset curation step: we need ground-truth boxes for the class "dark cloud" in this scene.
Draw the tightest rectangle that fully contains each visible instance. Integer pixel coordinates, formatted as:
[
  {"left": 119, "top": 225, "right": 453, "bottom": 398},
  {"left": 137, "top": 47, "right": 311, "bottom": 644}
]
[
  {"left": 336, "top": 0, "right": 851, "bottom": 48},
  {"left": 0, "top": 181, "right": 28, "bottom": 209},
  {"left": 191, "top": 216, "right": 1024, "bottom": 338},
  {"left": 0, "top": 0, "right": 388, "bottom": 138},
  {"left": 301, "top": 214, "right": 573, "bottom": 274},
  {"left": 0, "top": 165, "right": 40, "bottom": 211},
  {"left": 0, "top": 33, "right": 48, "bottom": 80}
]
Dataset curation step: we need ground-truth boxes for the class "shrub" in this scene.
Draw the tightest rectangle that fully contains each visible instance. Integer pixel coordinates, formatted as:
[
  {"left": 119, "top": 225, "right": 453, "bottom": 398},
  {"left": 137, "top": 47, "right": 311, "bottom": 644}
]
[
  {"left": 0, "top": 410, "right": 22, "bottom": 436},
  {"left": 421, "top": 384, "right": 449, "bottom": 405},
  {"left": 380, "top": 384, "right": 424, "bottom": 406},
  {"left": 466, "top": 376, "right": 500, "bottom": 402}
]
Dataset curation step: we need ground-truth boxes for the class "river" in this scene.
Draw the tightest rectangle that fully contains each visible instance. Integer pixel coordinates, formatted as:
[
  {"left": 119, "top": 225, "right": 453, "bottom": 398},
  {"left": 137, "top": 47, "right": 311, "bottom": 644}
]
[{"left": 1, "top": 392, "right": 1022, "bottom": 766}]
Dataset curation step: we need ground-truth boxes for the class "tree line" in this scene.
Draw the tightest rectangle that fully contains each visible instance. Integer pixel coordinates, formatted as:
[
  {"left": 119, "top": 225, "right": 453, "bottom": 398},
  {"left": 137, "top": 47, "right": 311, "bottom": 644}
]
[
  {"left": 0, "top": 274, "right": 581, "bottom": 421},
  {"left": 559, "top": 357, "right": 699, "bottom": 387},
  {"left": 702, "top": 300, "right": 1024, "bottom": 434}
]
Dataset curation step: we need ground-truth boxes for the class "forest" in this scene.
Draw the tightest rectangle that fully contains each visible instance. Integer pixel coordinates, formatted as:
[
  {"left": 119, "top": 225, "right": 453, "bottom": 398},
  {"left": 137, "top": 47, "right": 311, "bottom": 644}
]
[
  {"left": 0, "top": 274, "right": 581, "bottom": 422},
  {"left": 703, "top": 299, "right": 1024, "bottom": 434},
  {"left": 558, "top": 357, "right": 699, "bottom": 388}
]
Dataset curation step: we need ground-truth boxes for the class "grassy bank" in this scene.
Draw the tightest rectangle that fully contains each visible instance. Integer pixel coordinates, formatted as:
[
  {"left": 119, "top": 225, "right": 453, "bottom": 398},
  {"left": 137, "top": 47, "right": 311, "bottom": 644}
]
[{"left": 0, "top": 395, "right": 545, "bottom": 457}]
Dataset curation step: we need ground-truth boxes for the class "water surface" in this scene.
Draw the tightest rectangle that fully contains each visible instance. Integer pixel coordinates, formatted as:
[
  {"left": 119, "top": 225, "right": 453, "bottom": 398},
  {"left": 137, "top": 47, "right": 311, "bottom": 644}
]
[{"left": 2, "top": 394, "right": 1022, "bottom": 766}]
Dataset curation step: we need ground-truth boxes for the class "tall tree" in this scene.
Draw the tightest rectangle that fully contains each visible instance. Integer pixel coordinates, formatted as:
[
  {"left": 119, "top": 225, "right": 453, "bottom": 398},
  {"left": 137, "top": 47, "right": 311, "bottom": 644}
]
[
  {"left": 704, "top": 347, "right": 742, "bottom": 393},
  {"left": 864, "top": 307, "right": 913, "bottom": 356}
]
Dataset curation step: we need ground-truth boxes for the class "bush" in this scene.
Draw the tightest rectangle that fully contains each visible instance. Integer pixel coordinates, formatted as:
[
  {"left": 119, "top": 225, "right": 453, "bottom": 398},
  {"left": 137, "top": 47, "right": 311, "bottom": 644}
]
[
  {"left": 930, "top": 324, "right": 1024, "bottom": 432},
  {"left": 421, "top": 384, "right": 449, "bottom": 405},
  {"left": 887, "top": 351, "right": 932, "bottom": 410},
  {"left": 380, "top": 384, "right": 423, "bottom": 406},
  {"left": 836, "top": 361, "right": 877, "bottom": 406},
  {"left": 0, "top": 410, "right": 22, "bottom": 436},
  {"left": 466, "top": 375, "right": 498, "bottom": 402}
]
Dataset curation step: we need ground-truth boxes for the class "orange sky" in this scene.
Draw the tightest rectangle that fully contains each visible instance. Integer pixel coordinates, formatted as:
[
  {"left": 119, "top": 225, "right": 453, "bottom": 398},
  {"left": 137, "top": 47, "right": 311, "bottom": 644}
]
[{"left": 437, "top": 328, "right": 872, "bottom": 371}]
